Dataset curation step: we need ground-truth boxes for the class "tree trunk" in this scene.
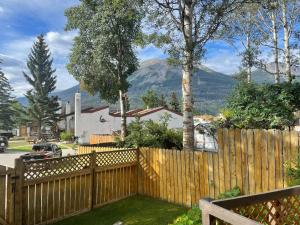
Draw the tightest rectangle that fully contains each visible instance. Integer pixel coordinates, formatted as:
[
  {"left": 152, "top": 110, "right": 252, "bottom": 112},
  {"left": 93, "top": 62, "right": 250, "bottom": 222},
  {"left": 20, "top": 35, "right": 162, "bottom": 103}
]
[
  {"left": 246, "top": 32, "right": 252, "bottom": 83},
  {"left": 37, "top": 120, "right": 42, "bottom": 140},
  {"left": 271, "top": 11, "right": 280, "bottom": 84},
  {"left": 182, "top": 1, "right": 194, "bottom": 151},
  {"left": 119, "top": 90, "right": 127, "bottom": 141},
  {"left": 282, "top": 0, "right": 292, "bottom": 83}
]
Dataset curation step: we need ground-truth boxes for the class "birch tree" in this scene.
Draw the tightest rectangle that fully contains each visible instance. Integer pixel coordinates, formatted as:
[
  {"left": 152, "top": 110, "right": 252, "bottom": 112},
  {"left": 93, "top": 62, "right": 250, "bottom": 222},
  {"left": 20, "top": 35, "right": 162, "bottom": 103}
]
[
  {"left": 280, "top": 0, "right": 300, "bottom": 83},
  {"left": 65, "top": 0, "right": 142, "bottom": 141},
  {"left": 146, "top": 0, "right": 246, "bottom": 150}
]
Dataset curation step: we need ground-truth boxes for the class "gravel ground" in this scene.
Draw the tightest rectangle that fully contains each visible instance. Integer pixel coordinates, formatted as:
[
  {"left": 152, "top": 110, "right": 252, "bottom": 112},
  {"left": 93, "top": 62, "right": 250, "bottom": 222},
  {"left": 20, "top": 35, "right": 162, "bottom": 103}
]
[{"left": 0, "top": 149, "right": 76, "bottom": 168}]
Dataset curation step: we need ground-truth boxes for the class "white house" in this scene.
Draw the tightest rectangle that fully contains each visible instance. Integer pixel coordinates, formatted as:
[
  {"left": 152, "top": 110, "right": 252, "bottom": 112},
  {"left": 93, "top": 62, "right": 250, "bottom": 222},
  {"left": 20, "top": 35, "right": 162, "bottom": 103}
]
[{"left": 71, "top": 93, "right": 183, "bottom": 144}]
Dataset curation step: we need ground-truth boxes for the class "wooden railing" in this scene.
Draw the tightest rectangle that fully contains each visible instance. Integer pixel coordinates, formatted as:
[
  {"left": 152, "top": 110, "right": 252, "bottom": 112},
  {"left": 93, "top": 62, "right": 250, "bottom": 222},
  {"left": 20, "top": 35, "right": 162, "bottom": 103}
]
[{"left": 200, "top": 185, "right": 300, "bottom": 225}]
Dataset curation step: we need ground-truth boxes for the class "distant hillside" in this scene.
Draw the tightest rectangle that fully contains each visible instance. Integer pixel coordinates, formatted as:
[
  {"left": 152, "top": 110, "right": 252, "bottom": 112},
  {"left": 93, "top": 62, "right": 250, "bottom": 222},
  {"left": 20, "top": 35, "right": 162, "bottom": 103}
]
[{"left": 18, "top": 59, "right": 237, "bottom": 115}]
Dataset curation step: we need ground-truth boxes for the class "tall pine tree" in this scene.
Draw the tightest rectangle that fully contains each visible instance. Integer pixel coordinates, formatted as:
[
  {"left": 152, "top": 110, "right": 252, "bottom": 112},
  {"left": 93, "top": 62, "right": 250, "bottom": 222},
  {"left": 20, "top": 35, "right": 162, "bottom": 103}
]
[
  {"left": 0, "top": 61, "right": 15, "bottom": 130},
  {"left": 24, "top": 35, "right": 60, "bottom": 139}
]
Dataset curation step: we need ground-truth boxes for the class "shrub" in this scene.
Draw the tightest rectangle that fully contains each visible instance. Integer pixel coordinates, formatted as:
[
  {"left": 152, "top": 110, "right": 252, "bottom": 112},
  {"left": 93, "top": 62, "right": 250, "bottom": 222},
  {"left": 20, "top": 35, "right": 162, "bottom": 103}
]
[
  {"left": 170, "top": 207, "right": 202, "bottom": 225},
  {"left": 286, "top": 159, "right": 300, "bottom": 186},
  {"left": 119, "top": 115, "right": 183, "bottom": 149},
  {"left": 60, "top": 131, "right": 74, "bottom": 142},
  {"left": 217, "top": 186, "right": 241, "bottom": 199},
  {"left": 220, "top": 82, "right": 300, "bottom": 129}
]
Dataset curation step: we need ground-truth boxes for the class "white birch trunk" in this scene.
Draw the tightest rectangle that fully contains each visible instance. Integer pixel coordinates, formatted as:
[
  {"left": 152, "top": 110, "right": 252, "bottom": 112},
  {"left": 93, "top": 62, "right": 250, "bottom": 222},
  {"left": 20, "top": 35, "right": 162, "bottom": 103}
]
[
  {"left": 246, "top": 32, "right": 252, "bottom": 83},
  {"left": 282, "top": 0, "right": 292, "bottom": 83},
  {"left": 182, "top": 1, "right": 194, "bottom": 151},
  {"left": 271, "top": 11, "right": 280, "bottom": 84}
]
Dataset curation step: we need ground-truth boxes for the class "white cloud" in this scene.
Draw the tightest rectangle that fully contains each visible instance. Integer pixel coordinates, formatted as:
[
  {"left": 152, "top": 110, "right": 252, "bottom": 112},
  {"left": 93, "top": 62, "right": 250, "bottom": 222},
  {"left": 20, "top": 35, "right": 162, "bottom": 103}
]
[
  {"left": 0, "top": 31, "right": 78, "bottom": 97},
  {"left": 0, "top": 6, "right": 4, "bottom": 13},
  {"left": 203, "top": 50, "right": 242, "bottom": 75}
]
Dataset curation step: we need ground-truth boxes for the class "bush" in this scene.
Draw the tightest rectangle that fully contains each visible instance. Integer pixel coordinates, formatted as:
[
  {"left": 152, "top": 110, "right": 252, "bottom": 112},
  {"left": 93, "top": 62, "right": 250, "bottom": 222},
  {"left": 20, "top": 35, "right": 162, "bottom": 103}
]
[
  {"left": 286, "top": 159, "right": 300, "bottom": 187},
  {"left": 170, "top": 207, "right": 202, "bottom": 225},
  {"left": 217, "top": 186, "right": 241, "bottom": 199},
  {"left": 220, "top": 82, "right": 300, "bottom": 129},
  {"left": 60, "top": 131, "right": 73, "bottom": 142},
  {"left": 119, "top": 115, "right": 183, "bottom": 149}
]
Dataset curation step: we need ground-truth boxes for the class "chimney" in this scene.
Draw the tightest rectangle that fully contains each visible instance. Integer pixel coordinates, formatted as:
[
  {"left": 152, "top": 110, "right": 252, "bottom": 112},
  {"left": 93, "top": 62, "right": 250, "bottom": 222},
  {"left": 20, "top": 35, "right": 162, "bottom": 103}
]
[{"left": 74, "top": 92, "right": 81, "bottom": 137}]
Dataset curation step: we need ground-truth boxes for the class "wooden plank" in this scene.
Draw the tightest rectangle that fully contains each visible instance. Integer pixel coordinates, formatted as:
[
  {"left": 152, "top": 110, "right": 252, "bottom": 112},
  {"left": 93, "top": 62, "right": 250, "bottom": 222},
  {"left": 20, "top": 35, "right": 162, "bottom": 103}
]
[
  {"left": 268, "top": 129, "right": 276, "bottom": 191},
  {"left": 202, "top": 153, "right": 209, "bottom": 197},
  {"left": 0, "top": 170, "right": 5, "bottom": 220},
  {"left": 235, "top": 129, "right": 243, "bottom": 193},
  {"left": 283, "top": 130, "right": 291, "bottom": 188},
  {"left": 217, "top": 129, "right": 225, "bottom": 194},
  {"left": 247, "top": 129, "right": 255, "bottom": 195},
  {"left": 28, "top": 185, "right": 35, "bottom": 225},
  {"left": 241, "top": 129, "right": 248, "bottom": 194},
  {"left": 229, "top": 129, "right": 236, "bottom": 189},
  {"left": 254, "top": 129, "right": 262, "bottom": 193},
  {"left": 261, "top": 130, "right": 269, "bottom": 192},
  {"left": 177, "top": 150, "right": 183, "bottom": 205},
  {"left": 194, "top": 152, "right": 200, "bottom": 205},
  {"left": 170, "top": 150, "right": 175, "bottom": 203},
  {"left": 213, "top": 152, "right": 220, "bottom": 199},
  {"left": 223, "top": 128, "right": 231, "bottom": 191},
  {"left": 174, "top": 150, "right": 179, "bottom": 204},
  {"left": 274, "top": 130, "right": 283, "bottom": 189},
  {"left": 208, "top": 152, "right": 214, "bottom": 198},
  {"left": 190, "top": 151, "right": 196, "bottom": 205},
  {"left": 35, "top": 183, "right": 42, "bottom": 225}
]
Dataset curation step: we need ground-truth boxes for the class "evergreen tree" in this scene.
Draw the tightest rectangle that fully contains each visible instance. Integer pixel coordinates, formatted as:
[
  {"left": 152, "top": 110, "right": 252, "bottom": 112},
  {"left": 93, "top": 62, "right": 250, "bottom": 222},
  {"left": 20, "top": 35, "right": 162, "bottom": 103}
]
[
  {"left": 23, "top": 35, "right": 60, "bottom": 139},
  {"left": 0, "top": 61, "right": 14, "bottom": 130},
  {"left": 169, "top": 92, "right": 181, "bottom": 112},
  {"left": 159, "top": 94, "right": 168, "bottom": 108},
  {"left": 141, "top": 90, "right": 160, "bottom": 108}
]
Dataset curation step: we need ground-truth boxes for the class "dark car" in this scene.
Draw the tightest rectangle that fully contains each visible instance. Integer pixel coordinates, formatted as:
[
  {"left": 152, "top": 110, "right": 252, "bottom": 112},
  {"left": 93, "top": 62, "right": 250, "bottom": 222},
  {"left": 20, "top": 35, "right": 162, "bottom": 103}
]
[
  {"left": 0, "top": 136, "right": 8, "bottom": 152},
  {"left": 22, "top": 143, "right": 62, "bottom": 161}
]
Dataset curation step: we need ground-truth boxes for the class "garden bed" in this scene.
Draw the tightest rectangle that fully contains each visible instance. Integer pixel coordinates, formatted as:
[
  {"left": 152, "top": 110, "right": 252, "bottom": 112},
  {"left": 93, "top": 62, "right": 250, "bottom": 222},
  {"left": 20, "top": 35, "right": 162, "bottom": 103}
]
[{"left": 51, "top": 196, "right": 188, "bottom": 225}]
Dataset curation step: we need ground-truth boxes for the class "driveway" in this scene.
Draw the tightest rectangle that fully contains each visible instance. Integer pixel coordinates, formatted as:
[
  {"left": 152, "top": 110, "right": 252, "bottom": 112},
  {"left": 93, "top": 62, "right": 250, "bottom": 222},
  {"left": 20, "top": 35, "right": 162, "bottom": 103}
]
[{"left": 0, "top": 149, "right": 76, "bottom": 168}]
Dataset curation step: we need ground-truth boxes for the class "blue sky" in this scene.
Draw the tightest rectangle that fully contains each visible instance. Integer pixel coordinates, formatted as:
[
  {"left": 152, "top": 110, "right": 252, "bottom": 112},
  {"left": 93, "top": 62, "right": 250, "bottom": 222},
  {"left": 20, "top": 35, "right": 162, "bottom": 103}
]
[{"left": 0, "top": 0, "right": 240, "bottom": 96}]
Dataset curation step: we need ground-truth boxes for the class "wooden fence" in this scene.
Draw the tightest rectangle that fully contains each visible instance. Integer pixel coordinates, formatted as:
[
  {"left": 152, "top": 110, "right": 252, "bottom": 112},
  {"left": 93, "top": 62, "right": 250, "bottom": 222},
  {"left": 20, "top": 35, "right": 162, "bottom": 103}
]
[
  {"left": 2, "top": 128, "right": 300, "bottom": 225},
  {"left": 138, "top": 129, "right": 300, "bottom": 206},
  {"left": 0, "top": 166, "right": 14, "bottom": 225},
  {"left": 89, "top": 134, "right": 116, "bottom": 145},
  {"left": 11, "top": 149, "right": 138, "bottom": 225},
  {"left": 77, "top": 146, "right": 126, "bottom": 155}
]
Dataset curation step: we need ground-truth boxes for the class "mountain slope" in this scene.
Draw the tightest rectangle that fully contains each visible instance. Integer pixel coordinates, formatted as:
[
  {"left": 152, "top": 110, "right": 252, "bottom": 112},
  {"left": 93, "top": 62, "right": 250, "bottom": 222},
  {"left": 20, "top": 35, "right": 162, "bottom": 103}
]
[{"left": 18, "top": 59, "right": 237, "bottom": 115}]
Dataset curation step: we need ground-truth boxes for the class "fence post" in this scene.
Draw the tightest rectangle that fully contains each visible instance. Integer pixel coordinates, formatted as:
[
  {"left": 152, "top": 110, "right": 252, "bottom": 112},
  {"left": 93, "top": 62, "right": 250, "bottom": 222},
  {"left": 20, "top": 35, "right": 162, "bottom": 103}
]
[
  {"left": 89, "top": 151, "right": 96, "bottom": 210},
  {"left": 14, "top": 158, "right": 24, "bottom": 225}
]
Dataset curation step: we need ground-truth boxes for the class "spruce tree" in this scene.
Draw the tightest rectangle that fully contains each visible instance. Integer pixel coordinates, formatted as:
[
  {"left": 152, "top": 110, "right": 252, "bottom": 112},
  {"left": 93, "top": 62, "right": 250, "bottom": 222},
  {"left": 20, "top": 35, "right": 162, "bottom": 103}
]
[
  {"left": 0, "top": 61, "right": 14, "bottom": 130},
  {"left": 23, "top": 35, "right": 60, "bottom": 139},
  {"left": 169, "top": 92, "right": 181, "bottom": 113}
]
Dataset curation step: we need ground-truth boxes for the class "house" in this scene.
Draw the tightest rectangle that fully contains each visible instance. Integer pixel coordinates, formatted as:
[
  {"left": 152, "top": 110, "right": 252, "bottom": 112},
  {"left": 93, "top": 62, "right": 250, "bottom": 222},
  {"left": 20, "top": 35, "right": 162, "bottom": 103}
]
[{"left": 70, "top": 93, "right": 183, "bottom": 144}]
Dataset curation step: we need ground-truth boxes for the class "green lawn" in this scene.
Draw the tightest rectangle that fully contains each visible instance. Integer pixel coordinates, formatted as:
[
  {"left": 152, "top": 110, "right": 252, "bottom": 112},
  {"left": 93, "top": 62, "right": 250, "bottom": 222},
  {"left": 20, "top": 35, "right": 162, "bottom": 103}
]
[
  {"left": 51, "top": 196, "right": 188, "bottom": 225},
  {"left": 7, "top": 141, "right": 75, "bottom": 152}
]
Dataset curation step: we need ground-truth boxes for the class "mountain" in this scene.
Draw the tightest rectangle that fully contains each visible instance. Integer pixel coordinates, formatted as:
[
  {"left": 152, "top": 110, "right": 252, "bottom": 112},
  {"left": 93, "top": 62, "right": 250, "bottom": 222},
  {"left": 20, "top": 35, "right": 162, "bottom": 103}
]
[{"left": 18, "top": 59, "right": 237, "bottom": 115}]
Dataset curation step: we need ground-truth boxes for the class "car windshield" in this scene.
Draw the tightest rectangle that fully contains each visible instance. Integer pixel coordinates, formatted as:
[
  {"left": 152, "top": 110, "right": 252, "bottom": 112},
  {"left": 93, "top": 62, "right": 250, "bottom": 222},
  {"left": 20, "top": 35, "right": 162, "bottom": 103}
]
[{"left": 32, "top": 145, "right": 52, "bottom": 152}]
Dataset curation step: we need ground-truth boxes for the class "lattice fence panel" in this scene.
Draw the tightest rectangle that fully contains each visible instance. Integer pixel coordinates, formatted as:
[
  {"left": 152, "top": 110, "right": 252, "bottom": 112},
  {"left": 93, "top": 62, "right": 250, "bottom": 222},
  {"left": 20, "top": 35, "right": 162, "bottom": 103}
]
[
  {"left": 96, "top": 149, "right": 137, "bottom": 167},
  {"left": 24, "top": 154, "right": 91, "bottom": 181}
]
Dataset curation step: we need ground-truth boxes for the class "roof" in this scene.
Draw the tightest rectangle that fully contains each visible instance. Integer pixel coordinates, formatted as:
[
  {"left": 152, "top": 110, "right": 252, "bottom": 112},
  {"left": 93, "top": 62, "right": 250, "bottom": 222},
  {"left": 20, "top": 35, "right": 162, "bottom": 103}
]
[
  {"left": 62, "top": 106, "right": 109, "bottom": 117},
  {"left": 110, "top": 107, "right": 183, "bottom": 117}
]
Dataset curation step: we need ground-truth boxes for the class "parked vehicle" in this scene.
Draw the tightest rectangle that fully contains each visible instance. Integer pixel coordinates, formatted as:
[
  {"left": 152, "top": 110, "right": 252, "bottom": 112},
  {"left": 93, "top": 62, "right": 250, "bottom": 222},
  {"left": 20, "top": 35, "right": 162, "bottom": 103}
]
[
  {"left": 0, "top": 136, "right": 8, "bottom": 147},
  {"left": 0, "top": 139, "right": 7, "bottom": 152},
  {"left": 22, "top": 143, "right": 62, "bottom": 161}
]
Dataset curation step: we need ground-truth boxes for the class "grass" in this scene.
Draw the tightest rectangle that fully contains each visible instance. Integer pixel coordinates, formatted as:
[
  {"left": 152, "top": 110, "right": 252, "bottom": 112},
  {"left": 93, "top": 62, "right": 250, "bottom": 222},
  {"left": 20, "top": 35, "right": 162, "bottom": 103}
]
[
  {"left": 7, "top": 140, "right": 75, "bottom": 152},
  {"left": 51, "top": 196, "right": 188, "bottom": 225}
]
